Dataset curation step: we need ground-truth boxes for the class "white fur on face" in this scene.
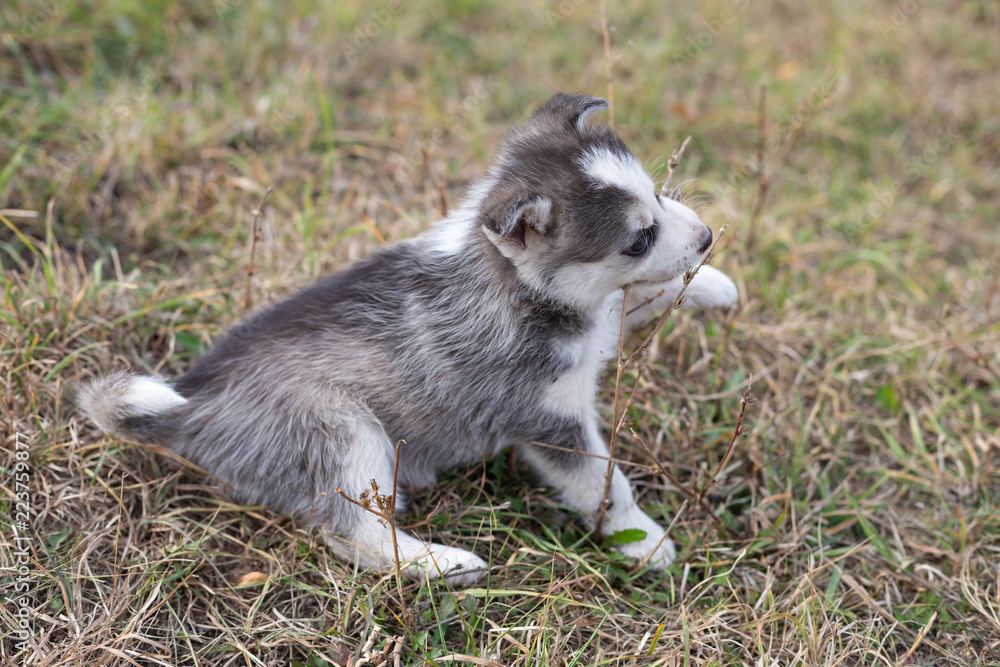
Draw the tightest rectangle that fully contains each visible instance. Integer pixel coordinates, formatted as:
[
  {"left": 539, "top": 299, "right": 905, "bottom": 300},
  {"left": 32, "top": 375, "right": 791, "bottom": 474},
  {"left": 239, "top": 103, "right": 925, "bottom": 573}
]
[
  {"left": 578, "top": 147, "right": 660, "bottom": 209},
  {"left": 548, "top": 261, "right": 636, "bottom": 311},
  {"left": 551, "top": 147, "right": 714, "bottom": 304}
]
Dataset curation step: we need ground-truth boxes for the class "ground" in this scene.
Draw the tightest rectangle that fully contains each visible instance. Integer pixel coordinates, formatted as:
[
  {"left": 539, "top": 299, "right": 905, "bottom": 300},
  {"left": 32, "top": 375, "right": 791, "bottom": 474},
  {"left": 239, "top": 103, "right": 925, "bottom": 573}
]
[{"left": 1, "top": 0, "right": 999, "bottom": 665}]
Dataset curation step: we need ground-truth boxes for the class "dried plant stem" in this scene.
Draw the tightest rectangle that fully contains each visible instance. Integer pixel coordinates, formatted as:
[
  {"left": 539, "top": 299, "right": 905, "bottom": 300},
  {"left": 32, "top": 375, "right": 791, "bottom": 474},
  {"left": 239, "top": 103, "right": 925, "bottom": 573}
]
[
  {"left": 629, "top": 428, "right": 737, "bottom": 538},
  {"left": 112, "top": 473, "right": 126, "bottom": 602},
  {"left": 658, "top": 135, "right": 692, "bottom": 198},
  {"left": 437, "top": 180, "right": 449, "bottom": 217},
  {"left": 594, "top": 140, "right": 728, "bottom": 536},
  {"left": 334, "top": 442, "right": 408, "bottom": 626},
  {"left": 985, "top": 249, "right": 999, "bottom": 328},
  {"left": 695, "top": 381, "right": 751, "bottom": 503},
  {"left": 242, "top": 186, "right": 273, "bottom": 311},
  {"left": 390, "top": 439, "right": 403, "bottom": 594},
  {"left": 596, "top": 285, "right": 630, "bottom": 534},
  {"left": 598, "top": 0, "right": 615, "bottom": 128},
  {"left": 626, "top": 288, "right": 665, "bottom": 316},
  {"left": 362, "top": 212, "right": 387, "bottom": 246},
  {"left": 748, "top": 83, "right": 768, "bottom": 244},
  {"left": 611, "top": 360, "right": 645, "bottom": 437},
  {"left": 748, "top": 82, "right": 819, "bottom": 245},
  {"left": 529, "top": 439, "right": 657, "bottom": 473}
]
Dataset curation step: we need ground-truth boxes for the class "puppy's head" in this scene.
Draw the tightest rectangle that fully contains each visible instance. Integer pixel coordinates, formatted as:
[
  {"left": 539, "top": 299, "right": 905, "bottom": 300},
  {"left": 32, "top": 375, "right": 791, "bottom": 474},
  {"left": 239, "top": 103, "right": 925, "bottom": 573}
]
[{"left": 479, "top": 93, "right": 713, "bottom": 310}]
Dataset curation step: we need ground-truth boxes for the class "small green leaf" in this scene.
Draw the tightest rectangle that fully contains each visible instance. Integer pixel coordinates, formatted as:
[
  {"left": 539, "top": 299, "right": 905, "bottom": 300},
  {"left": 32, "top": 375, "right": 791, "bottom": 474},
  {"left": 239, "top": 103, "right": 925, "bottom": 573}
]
[
  {"left": 875, "top": 385, "right": 899, "bottom": 414},
  {"left": 824, "top": 565, "right": 843, "bottom": 604},
  {"left": 604, "top": 528, "right": 647, "bottom": 547},
  {"left": 173, "top": 330, "right": 206, "bottom": 353},
  {"left": 47, "top": 527, "right": 72, "bottom": 551}
]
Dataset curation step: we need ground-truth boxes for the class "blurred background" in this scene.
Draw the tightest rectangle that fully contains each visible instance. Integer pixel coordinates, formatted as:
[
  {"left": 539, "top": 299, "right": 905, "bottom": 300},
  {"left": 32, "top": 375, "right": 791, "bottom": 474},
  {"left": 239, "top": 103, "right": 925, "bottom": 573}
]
[{"left": 1, "top": 1, "right": 999, "bottom": 665}]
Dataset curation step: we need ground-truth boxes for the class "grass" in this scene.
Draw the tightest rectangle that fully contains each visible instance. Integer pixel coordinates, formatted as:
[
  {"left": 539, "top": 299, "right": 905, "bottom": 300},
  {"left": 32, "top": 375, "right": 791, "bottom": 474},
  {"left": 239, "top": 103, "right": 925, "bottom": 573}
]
[{"left": 2, "top": 0, "right": 999, "bottom": 664}]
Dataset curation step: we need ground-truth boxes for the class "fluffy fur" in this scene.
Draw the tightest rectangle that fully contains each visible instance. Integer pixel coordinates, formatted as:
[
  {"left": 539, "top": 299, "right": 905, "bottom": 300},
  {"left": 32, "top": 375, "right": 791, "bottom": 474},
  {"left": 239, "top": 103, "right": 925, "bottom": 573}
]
[{"left": 80, "top": 94, "right": 739, "bottom": 586}]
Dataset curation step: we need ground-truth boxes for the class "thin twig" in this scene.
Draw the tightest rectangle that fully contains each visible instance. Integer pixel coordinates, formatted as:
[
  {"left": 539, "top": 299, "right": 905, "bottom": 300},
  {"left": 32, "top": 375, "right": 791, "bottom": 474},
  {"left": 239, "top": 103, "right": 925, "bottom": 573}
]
[
  {"left": 658, "top": 135, "right": 692, "bottom": 198},
  {"left": 594, "top": 138, "right": 727, "bottom": 534},
  {"left": 747, "top": 83, "right": 767, "bottom": 246},
  {"left": 529, "top": 439, "right": 657, "bottom": 473},
  {"left": 598, "top": 0, "right": 615, "bottom": 128},
  {"left": 112, "top": 472, "right": 126, "bottom": 607},
  {"left": 390, "top": 440, "right": 405, "bottom": 622},
  {"left": 437, "top": 180, "right": 449, "bottom": 217},
  {"left": 242, "top": 186, "right": 273, "bottom": 311},
  {"left": 695, "top": 381, "right": 752, "bottom": 503},
  {"left": 335, "top": 460, "right": 409, "bottom": 626},
  {"left": 748, "top": 82, "right": 821, "bottom": 244},
  {"left": 629, "top": 428, "right": 737, "bottom": 538},
  {"left": 985, "top": 249, "right": 999, "bottom": 328},
  {"left": 596, "top": 285, "right": 629, "bottom": 535},
  {"left": 610, "top": 39, "right": 633, "bottom": 69},
  {"left": 626, "top": 288, "right": 665, "bottom": 316},
  {"left": 362, "top": 212, "right": 387, "bottom": 246},
  {"left": 611, "top": 360, "right": 645, "bottom": 437}
]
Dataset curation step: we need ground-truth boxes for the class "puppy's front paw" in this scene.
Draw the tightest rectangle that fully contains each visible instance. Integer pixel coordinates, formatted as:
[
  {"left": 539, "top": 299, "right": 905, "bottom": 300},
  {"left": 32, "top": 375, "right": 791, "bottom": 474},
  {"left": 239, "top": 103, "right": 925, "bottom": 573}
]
[
  {"left": 685, "top": 265, "right": 739, "bottom": 310},
  {"left": 412, "top": 543, "right": 489, "bottom": 587},
  {"left": 605, "top": 506, "right": 676, "bottom": 571},
  {"left": 615, "top": 523, "right": 677, "bottom": 571}
]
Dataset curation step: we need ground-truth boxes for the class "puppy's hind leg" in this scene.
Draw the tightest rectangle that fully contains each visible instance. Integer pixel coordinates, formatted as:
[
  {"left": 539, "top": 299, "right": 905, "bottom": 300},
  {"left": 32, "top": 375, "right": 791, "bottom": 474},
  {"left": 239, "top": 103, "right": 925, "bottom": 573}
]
[{"left": 316, "top": 404, "right": 488, "bottom": 587}]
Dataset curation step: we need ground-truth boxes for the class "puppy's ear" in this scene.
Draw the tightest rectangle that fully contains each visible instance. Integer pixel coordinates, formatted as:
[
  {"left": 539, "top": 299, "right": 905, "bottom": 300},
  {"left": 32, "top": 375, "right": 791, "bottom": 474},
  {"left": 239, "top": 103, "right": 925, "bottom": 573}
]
[
  {"left": 481, "top": 190, "right": 553, "bottom": 251},
  {"left": 530, "top": 94, "right": 609, "bottom": 132}
]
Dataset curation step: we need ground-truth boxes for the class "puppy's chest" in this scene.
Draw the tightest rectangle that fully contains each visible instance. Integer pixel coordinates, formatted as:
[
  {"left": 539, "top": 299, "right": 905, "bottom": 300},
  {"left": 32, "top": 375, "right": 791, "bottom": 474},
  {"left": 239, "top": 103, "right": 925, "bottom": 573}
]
[{"left": 541, "top": 323, "right": 621, "bottom": 417}]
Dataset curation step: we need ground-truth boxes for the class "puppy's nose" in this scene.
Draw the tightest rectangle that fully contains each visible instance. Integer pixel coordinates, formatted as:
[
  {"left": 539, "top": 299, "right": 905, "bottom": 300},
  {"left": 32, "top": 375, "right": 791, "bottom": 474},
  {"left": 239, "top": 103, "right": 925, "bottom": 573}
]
[{"left": 698, "top": 226, "right": 713, "bottom": 253}]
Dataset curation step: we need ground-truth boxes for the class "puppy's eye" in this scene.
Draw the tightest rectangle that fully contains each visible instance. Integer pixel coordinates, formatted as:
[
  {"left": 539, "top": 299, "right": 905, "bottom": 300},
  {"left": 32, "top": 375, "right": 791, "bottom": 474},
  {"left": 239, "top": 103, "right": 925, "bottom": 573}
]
[{"left": 624, "top": 226, "right": 656, "bottom": 257}]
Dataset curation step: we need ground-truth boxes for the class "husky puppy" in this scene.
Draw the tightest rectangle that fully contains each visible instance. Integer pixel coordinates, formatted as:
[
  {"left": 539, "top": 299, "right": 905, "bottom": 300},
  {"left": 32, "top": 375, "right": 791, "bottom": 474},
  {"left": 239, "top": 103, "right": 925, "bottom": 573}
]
[{"left": 80, "top": 94, "right": 738, "bottom": 586}]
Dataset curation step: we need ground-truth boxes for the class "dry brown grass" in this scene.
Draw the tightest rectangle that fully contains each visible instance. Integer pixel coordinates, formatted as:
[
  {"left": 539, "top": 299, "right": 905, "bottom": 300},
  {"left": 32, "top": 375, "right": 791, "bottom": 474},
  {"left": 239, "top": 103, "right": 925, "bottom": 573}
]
[{"left": 2, "top": 0, "right": 1000, "bottom": 664}]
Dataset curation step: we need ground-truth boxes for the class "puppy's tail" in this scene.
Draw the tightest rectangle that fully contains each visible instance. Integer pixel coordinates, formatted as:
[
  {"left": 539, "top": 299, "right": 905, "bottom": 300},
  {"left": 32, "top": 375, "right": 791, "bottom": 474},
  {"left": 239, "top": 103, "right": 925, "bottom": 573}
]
[{"left": 78, "top": 372, "right": 187, "bottom": 444}]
